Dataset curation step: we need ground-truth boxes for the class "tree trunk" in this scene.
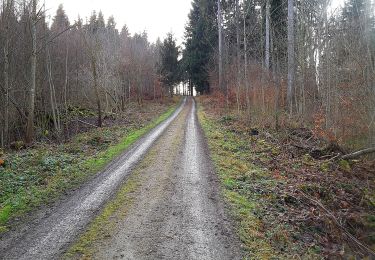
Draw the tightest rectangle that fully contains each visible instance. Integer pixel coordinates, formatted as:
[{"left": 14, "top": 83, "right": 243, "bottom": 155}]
[
  {"left": 26, "top": 0, "right": 37, "bottom": 144},
  {"left": 190, "top": 79, "right": 193, "bottom": 96},
  {"left": 64, "top": 44, "right": 69, "bottom": 112},
  {"left": 236, "top": 0, "right": 240, "bottom": 113},
  {"left": 287, "top": 0, "right": 295, "bottom": 114},
  {"left": 46, "top": 47, "right": 61, "bottom": 138},
  {"left": 91, "top": 52, "right": 102, "bottom": 127},
  {"left": 4, "top": 39, "right": 9, "bottom": 145},
  {"left": 275, "top": 59, "right": 281, "bottom": 130},
  {"left": 265, "top": 0, "right": 270, "bottom": 70},
  {"left": 3, "top": 0, "right": 10, "bottom": 145},
  {"left": 218, "top": 0, "right": 224, "bottom": 93},
  {"left": 244, "top": 6, "right": 250, "bottom": 120}
]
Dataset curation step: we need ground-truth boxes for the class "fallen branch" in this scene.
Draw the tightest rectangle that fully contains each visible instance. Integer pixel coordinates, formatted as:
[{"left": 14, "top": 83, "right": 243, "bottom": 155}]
[
  {"left": 342, "top": 147, "right": 375, "bottom": 160},
  {"left": 299, "top": 191, "right": 375, "bottom": 256},
  {"left": 320, "top": 153, "right": 340, "bottom": 160},
  {"left": 291, "top": 143, "right": 309, "bottom": 150},
  {"left": 75, "top": 119, "right": 98, "bottom": 128}
]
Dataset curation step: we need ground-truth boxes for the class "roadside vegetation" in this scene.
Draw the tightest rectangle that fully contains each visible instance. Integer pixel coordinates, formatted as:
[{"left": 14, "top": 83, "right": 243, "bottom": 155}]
[
  {"left": 0, "top": 98, "right": 179, "bottom": 234},
  {"left": 198, "top": 96, "right": 375, "bottom": 259}
]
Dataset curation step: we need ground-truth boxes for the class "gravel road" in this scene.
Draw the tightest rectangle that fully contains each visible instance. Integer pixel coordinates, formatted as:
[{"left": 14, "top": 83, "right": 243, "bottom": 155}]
[
  {"left": 93, "top": 98, "right": 241, "bottom": 260},
  {"left": 0, "top": 97, "right": 241, "bottom": 260}
]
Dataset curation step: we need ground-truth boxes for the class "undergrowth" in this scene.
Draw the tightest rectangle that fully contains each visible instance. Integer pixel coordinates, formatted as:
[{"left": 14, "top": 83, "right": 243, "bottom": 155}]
[
  {"left": 199, "top": 108, "right": 315, "bottom": 259},
  {"left": 198, "top": 96, "right": 375, "bottom": 259}
]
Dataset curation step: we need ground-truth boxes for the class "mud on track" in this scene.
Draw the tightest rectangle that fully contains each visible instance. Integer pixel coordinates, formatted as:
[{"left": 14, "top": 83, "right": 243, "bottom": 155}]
[{"left": 92, "top": 98, "right": 241, "bottom": 260}]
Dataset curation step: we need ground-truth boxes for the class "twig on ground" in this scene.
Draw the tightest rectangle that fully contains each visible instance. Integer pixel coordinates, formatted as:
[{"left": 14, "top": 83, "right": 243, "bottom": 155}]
[
  {"left": 299, "top": 191, "right": 375, "bottom": 257},
  {"left": 75, "top": 119, "right": 99, "bottom": 128}
]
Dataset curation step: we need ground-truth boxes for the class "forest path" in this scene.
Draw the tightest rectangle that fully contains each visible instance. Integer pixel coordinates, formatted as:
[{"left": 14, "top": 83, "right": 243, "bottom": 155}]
[
  {"left": 0, "top": 99, "right": 186, "bottom": 260},
  {"left": 91, "top": 97, "right": 241, "bottom": 260}
]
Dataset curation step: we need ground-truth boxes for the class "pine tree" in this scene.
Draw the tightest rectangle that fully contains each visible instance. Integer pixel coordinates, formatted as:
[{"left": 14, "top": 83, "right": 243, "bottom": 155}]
[
  {"left": 183, "top": 0, "right": 218, "bottom": 94},
  {"left": 159, "top": 33, "right": 180, "bottom": 97},
  {"left": 51, "top": 4, "right": 70, "bottom": 31}
]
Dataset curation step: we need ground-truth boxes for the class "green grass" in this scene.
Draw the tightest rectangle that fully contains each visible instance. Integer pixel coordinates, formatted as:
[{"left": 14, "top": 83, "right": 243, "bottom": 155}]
[
  {"left": 82, "top": 105, "right": 177, "bottom": 173},
  {"left": 198, "top": 109, "right": 276, "bottom": 259},
  {"left": 64, "top": 169, "right": 141, "bottom": 259},
  {"left": 0, "top": 101, "right": 179, "bottom": 233}
]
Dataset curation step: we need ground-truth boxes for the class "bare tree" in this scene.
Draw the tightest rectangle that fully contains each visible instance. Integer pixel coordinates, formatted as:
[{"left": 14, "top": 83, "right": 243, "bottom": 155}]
[
  {"left": 2, "top": 0, "right": 12, "bottom": 145},
  {"left": 218, "top": 0, "right": 224, "bottom": 93},
  {"left": 287, "top": 0, "right": 295, "bottom": 114},
  {"left": 236, "top": 0, "right": 240, "bottom": 112},
  {"left": 26, "top": 0, "right": 38, "bottom": 144},
  {"left": 89, "top": 38, "right": 103, "bottom": 127},
  {"left": 243, "top": 2, "right": 250, "bottom": 120},
  {"left": 265, "top": 0, "right": 270, "bottom": 70}
]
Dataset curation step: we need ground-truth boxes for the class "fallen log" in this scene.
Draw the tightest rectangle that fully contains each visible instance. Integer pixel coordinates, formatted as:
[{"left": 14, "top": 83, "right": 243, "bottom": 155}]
[{"left": 342, "top": 147, "right": 375, "bottom": 160}]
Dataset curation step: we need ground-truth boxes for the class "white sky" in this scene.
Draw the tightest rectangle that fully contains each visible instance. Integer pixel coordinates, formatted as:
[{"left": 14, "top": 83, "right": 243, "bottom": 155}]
[
  {"left": 330, "top": 0, "right": 345, "bottom": 15},
  {"left": 45, "top": 0, "right": 193, "bottom": 44},
  {"left": 44, "top": 0, "right": 346, "bottom": 45}
]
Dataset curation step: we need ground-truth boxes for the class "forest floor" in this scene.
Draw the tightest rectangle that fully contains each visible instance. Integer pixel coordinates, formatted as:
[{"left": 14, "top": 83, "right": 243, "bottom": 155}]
[
  {"left": 0, "top": 98, "right": 178, "bottom": 236},
  {"left": 197, "top": 96, "right": 375, "bottom": 259}
]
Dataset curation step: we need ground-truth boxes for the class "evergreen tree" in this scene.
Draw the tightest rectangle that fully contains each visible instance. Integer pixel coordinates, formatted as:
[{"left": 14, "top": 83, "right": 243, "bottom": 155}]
[
  {"left": 51, "top": 4, "right": 70, "bottom": 31},
  {"left": 183, "top": 0, "right": 218, "bottom": 94},
  {"left": 97, "top": 11, "right": 106, "bottom": 31},
  {"left": 342, "top": 0, "right": 367, "bottom": 24},
  {"left": 159, "top": 33, "right": 180, "bottom": 97},
  {"left": 270, "top": 0, "right": 287, "bottom": 70}
]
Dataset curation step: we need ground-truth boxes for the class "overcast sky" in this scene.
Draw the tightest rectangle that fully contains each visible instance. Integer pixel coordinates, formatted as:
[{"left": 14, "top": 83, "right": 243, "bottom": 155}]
[
  {"left": 45, "top": 0, "right": 345, "bottom": 44},
  {"left": 45, "top": 0, "right": 193, "bottom": 44}
]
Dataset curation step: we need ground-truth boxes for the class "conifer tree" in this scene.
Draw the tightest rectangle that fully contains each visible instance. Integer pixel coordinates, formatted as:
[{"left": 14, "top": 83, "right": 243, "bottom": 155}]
[{"left": 159, "top": 33, "right": 180, "bottom": 97}]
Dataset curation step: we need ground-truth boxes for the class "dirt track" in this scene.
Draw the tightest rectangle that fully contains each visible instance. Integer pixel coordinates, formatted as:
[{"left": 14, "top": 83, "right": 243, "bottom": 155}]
[
  {"left": 0, "top": 97, "right": 241, "bottom": 260},
  {"left": 93, "top": 98, "right": 241, "bottom": 259}
]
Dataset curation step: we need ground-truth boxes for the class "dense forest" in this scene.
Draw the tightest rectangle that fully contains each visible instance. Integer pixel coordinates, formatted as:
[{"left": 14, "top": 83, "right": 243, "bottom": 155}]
[
  {"left": 182, "top": 0, "right": 375, "bottom": 149},
  {"left": 1, "top": 0, "right": 374, "bottom": 149},
  {"left": 0, "top": 1, "right": 183, "bottom": 147}
]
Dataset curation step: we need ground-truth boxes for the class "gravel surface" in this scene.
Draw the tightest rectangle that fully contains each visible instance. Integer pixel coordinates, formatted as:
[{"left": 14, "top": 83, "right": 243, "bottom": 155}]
[
  {"left": 0, "top": 99, "right": 186, "bottom": 260},
  {"left": 94, "top": 98, "right": 241, "bottom": 260},
  {"left": 0, "top": 97, "right": 242, "bottom": 260}
]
